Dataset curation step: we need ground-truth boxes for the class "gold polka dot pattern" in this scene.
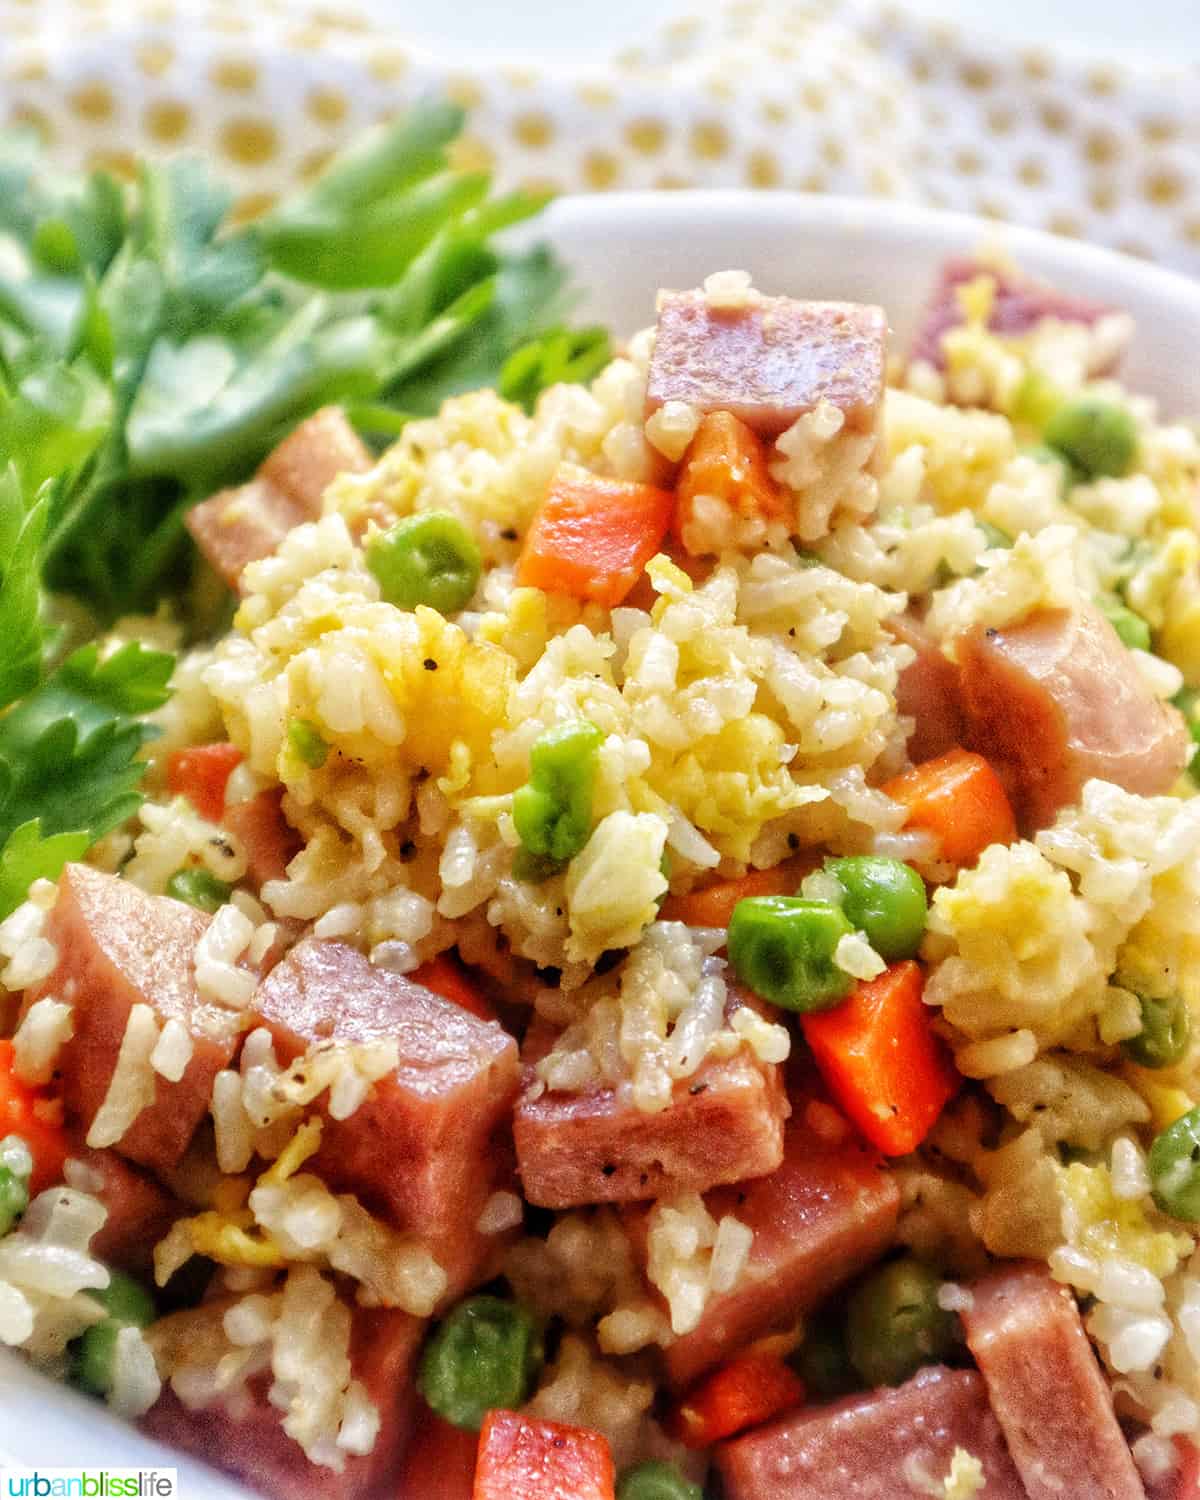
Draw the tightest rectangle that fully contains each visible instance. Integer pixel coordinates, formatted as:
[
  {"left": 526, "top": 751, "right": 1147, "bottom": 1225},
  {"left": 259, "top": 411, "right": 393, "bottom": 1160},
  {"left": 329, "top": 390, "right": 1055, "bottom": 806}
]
[{"left": 1, "top": 0, "right": 1197, "bottom": 273}]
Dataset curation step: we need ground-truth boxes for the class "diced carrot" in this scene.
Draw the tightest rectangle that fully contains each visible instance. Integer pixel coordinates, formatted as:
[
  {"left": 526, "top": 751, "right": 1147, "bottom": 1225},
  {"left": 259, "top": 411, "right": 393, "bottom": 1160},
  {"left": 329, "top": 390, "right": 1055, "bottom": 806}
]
[
  {"left": 167, "top": 743, "right": 244, "bottom": 823},
  {"left": 671, "top": 1352, "right": 805, "bottom": 1449},
  {"left": 659, "top": 854, "right": 818, "bottom": 929},
  {"left": 411, "top": 954, "right": 497, "bottom": 1023},
  {"left": 882, "top": 746, "right": 1016, "bottom": 867},
  {"left": 801, "top": 961, "right": 958, "bottom": 1157},
  {"left": 397, "top": 1405, "right": 478, "bottom": 1500},
  {"left": 0, "top": 1040, "right": 68, "bottom": 1196},
  {"left": 474, "top": 1411, "right": 615, "bottom": 1500},
  {"left": 516, "top": 470, "right": 676, "bottom": 609},
  {"left": 675, "top": 411, "right": 792, "bottom": 554},
  {"left": 223, "top": 789, "right": 299, "bottom": 887}
]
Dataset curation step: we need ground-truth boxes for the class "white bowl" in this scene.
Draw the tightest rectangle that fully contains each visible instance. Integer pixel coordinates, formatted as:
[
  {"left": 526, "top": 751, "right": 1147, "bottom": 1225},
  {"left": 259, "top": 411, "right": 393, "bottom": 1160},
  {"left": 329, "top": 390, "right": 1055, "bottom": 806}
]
[
  {"left": 5, "top": 189, "right": 1200, "bottom": 1493},
  {"left": 540, "top": 191, "right": 1200, "bottom": 417}
]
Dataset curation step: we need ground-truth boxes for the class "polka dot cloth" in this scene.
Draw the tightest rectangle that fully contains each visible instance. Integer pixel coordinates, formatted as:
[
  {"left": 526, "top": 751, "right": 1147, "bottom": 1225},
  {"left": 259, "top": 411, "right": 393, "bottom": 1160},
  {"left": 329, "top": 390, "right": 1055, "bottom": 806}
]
[{"left": 3, "top": 0, "right": 1200, "bottom": 272}]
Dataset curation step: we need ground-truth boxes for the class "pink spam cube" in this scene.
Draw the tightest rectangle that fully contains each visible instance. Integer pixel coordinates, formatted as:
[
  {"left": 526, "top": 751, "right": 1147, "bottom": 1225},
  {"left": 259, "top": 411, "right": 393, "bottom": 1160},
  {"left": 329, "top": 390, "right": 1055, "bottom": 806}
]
[
  {"left": 29, "top": 864, "right": 238, "bottom": 1173},
  {"left": 910, "top": 256, "right": 1119, "bottom": 371},
  {"left": 186, "top": 407, "right": 371, "bottom": 591},
  {"left": 630, "top": 1116, "right": 900, "bottom": 1388},
  {"left": 962, "top": 1264, "right": 1146, "bottom": 1500},
  {"left": 142, "top": 1306, "right": 422, "bottom": 1500},
  {"left": 513, "top": 1007, "right": 789, "bottom": 1211},
  {"left": 250, "top": 938, "right": 519, "bottom": 1282},
  {"left": 645, "top": 290, "right": 887, "bottom": 440},
  {"left": 717, "top": 1365, "right": 1025, "bottom": 1500}
]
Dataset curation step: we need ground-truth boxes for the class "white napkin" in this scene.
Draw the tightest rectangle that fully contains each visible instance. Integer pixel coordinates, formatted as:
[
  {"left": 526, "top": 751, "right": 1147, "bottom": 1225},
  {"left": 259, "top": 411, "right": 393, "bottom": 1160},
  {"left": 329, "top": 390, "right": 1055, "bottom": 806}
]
[{"left": 2, "top": 0, "right": 1197, "bottom": 274}]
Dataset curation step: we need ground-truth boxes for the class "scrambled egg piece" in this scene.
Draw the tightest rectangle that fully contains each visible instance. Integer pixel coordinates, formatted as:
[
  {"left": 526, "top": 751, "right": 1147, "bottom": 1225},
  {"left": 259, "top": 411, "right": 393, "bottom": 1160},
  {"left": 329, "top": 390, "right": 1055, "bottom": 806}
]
[
  {"left": 926, "top": 841, "right": 1101, "bottom": 1043},
  {"left": 885, "top": 389, "right": 1015, "bottom": 513},
  {"left": 1061, "top": 1162, "right": 1192, "bottom": 1279},
  {"left": 566, "top": 811, "right": 669, "bottom": 963}
]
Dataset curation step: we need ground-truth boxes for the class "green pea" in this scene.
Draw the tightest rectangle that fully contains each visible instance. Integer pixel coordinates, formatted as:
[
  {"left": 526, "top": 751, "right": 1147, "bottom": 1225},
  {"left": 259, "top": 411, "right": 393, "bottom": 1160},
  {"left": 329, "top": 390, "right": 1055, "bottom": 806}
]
[
  {"left": 90, "top": 1269, "right": 157, "bottom": 1328},
  {"left": 616, "top": 1461, "right": 703, "bottom": 1500},
  {"left": 727, "top": 897, "right": 854, "bottom": 1013},
  {"left": 1098, "top": 596, "right": 1152, "bottom": 652},
  {"left": 1121, "top": 992, "right": 1191, "bottom": 1070},
  {"left": 165, "top": 867, "right": 233, "bottom": 914},
  {"left": 845, "top": 1257, "right": 958, "bottom": 1388},
  {"left": 73, "top": 1322, "right": 124, "bottom": 1398},
  {"left": 1149, "top": 1107, "right": 1200, "bottom": 1221},
  {"left": 418, "top": 1295, "right": 543, "bottom": 1431},
  {"left": 513, "top": 720, "right": 604, "bottom": 865},
  {"left": 288, "top": 717, "right": 329, "bottom": 769},
  {"left": 824, "top": 855, "right": 928, "bottom": 962},
  {"left": 366, "top": 511, "right": 482, "bottom": 615},
  {"left": 1044, "top": 398, "right": 1138, "bottom": 480},
  {"left": 0, "top": 1165, "right": 29, "bottom": 1236},
  {"left": 71, "top": 1270, "right": 156, "bottom": 1398},
  {"left": 792, "top": 1304, "right": 859, "bottom": 1398}
]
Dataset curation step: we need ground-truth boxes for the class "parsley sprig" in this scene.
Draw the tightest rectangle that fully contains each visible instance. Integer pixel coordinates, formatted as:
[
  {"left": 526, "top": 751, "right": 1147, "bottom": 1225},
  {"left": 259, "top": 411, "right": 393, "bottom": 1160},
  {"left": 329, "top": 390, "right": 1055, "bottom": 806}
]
[
  {"left": 0, "top": 102, "right": 606, "bottom": 916},
  {"left": 0, "top": 465, "right": 174, "bottom": 916},
  {"left": 0, "top": 100, "right": 607, "bottom": 621}
]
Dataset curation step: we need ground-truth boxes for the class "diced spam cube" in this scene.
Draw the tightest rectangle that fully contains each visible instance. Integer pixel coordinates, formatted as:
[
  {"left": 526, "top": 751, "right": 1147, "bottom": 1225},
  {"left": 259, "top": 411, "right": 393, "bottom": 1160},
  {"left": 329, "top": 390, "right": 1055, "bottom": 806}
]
[
  {"left": 961, "top": 1264, "right": 1146, "bottom": 1500},
  {"left": 910, "top": 256, "right": 1120, "bottom": 372},
  {"left": 646, "top": 290, "right": 887, "bottom": 441},
  {"left": 186, "top": 407, "right": 371, "bottom": 592},
  {"left": 142, "top": 1306, "right": 422, "bottom": 1500},
  {"left": 257, "top": 405, "right": 373, "bottom": 516},
  {"left": 185, "top": 478, "right": 308, "bottom": 595},
  {"left": 630, "top": 1116, "right": 900, "bottom": 1388},
  {"left": 513, "top": 1007, "right": 788, "bottom": 1210},
  {"left": 959, "top": 604, "right": 1191, "bottom": 830},
  {"left": 26, "top": 865, "right": 239, "bottom": 1173},
  {"left": 716, "top": 1365, "right": 1026, "bottom": 1500},
  {"left": 250, "top": 939, "right": 520, "bottom": 1284},
  {"left": 72, "top": 1147, "right": 181, "bottom": 1272},
  {"left": 888, "top": 610, "right": 965, "bottom": 765},
  {"left": 224, "top": 788, "right": 301, "bottom": 890}
]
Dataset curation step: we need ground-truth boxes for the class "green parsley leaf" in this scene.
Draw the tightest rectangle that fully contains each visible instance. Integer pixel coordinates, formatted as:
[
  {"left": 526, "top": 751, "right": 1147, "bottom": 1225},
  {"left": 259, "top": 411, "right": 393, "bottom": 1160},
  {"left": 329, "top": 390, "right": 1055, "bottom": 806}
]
[
  {"left": 0, "top": 103, "right": 594, "bottom": 619},
  {"left": 500, "top": 325, "right": 612, "bottom": 412},
  {"left": 0, "top": 820, "right": 90, "bottom": 920},
  {"left": 0, "top": 468, "right": 46, "bottom": 710},
  {"left": 0, "top": 638, "right": 174, "bottom": 856}
]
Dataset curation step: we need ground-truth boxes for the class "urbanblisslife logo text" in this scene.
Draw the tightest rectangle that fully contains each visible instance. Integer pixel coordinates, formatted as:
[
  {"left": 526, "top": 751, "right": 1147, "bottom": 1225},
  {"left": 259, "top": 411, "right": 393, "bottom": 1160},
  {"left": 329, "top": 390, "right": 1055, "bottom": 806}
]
[{"left": 2, "top": 1471, "right": 177, "bottom": 1498}]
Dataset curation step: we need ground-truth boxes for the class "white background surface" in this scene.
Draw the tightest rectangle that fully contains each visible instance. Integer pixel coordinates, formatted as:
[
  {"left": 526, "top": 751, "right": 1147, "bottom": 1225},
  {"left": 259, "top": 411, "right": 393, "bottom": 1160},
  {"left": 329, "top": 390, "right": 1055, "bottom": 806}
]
[{"left": 364, "top": 0, "right": 1200, "bottom": 64}]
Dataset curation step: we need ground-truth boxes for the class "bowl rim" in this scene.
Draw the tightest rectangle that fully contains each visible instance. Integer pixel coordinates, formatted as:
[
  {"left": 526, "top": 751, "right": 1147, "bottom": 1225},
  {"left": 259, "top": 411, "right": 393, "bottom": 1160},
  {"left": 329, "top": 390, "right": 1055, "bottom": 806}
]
[{"left": 539, "top": 186, "right": 1200, "bottom": 308}]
